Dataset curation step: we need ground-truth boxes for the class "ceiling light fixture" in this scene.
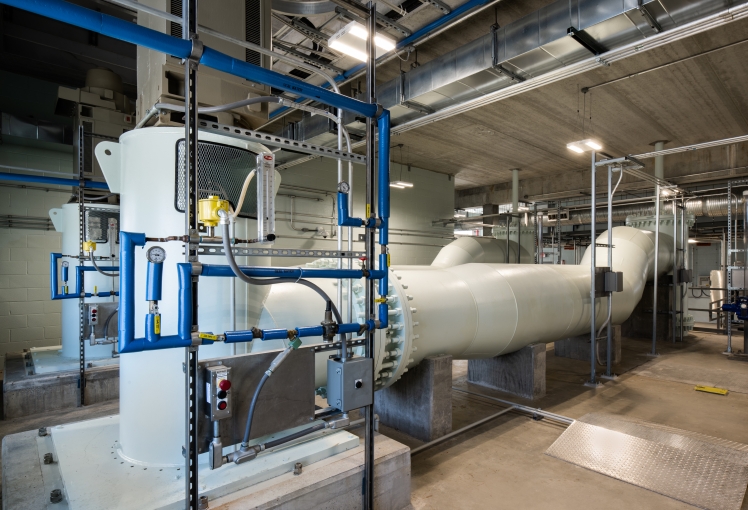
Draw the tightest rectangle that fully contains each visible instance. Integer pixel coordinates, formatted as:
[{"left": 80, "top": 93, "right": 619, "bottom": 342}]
[
  {"left": 328, "top": 21, "right": 396, "bottom": 62},
  {"left": 390, "top": 182, "right": 405, "bottom": 189},
  {"left": 567, "top": 139, "right": 602, "bottom": 153},
  {"left": 391, "top": 180, "right": 413, "bottom": 188}
]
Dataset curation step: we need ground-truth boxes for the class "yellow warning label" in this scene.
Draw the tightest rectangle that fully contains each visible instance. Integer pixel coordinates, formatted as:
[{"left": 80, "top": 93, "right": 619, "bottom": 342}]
[
  {"left": 199, "top": 332, "right": 218, "bottom": 341},
  {"left": 154, "top": 315, "right": 161, "bottom": 334},
  {"left": 694, "top": 385, "right": 728, "bottom": 395},
  {"left": 387, "top": 253, "right": 391, "bottom": 267},
  {"left": 375, "top": 297, "right": 387, "bottom": 303},
  {"left": 366, "top": 204, "right": 371, "bottom": 218}
]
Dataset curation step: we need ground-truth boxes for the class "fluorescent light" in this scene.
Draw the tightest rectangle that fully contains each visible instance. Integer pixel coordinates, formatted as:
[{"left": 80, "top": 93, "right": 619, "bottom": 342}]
[
  {"left": 688, "top": 239, "right": 698, "bottom": 244},
  {"left": 391, "top": 180, "right": 413, "bottom": 188},
  {"left": 390, "top": 183, "right": 406, "bottom": 189},
  {"left": 567, "top": 139, "right": 602, "bottom": 153},
  {"left": 328, "top": 21, "right": 395, "bottom": 61}
]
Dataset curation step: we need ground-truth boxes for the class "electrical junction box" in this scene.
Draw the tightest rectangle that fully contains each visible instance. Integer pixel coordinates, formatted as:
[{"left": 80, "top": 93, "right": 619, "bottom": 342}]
[
  {"left": 676, "top": 268, "right": 693, "bottom": 285},
  {"left": 604, "top": 271, "right": 624, "bottom": 293},
  {"left": 327, "top": 357, "right": 373, "bottom": 412},
  {"left": 88, "top": 305, "right": 99, "bottom": 325},
  {"left": 83, "top": 302, "right": 119, "bottom": 343},
  {"left": 205, "top": 365, "right": 232, "bottom": 421}
]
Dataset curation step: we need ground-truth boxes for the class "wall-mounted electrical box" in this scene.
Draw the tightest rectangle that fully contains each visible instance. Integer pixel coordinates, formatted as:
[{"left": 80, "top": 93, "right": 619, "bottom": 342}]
[
  {"left": 327, "top": 357, "right": 373, "bottom": 412},
  {"left": 205, "top": 365, "right": 232, "bottom": 421}
]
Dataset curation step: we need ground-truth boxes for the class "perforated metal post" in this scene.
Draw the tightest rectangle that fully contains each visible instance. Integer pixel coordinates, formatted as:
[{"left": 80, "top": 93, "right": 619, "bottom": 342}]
[
  {"left": 363, "top": 3, "right": 376, "bottom": 508},
  {"left": 182, "top": 0, "right": 200, "bottom": 507},
  {"left": 587, "top": 151, "right": 598, "bottom": 386},
  {"left": 672, "top": 195, "right": 677, "bottom": 343},
  {"left": 605, "top": 165, "right": 614, "bottom": 378},
  {"left": 77, "top": 122, "right": 86, "bottom": 406}
]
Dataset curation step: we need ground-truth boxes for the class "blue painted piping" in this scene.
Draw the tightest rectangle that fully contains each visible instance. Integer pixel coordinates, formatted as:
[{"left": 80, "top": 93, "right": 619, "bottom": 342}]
[
  {"left": 1, "top": 172, "right": 109, "bottom": 190},
  {"left": 145, "top": 261, "right": 163, "bottom": 301},
  {"left": 0, "top": 0, "right": 377, "bottom": 119},
  {"left": 50, "top": 253, "right": 119, "bottom": 299},
  {"left": 337, "top": 192, "right": 365, "bottom": 227},
  {"left": 118, "top": 232, "right": 193, "bottom": 354}
]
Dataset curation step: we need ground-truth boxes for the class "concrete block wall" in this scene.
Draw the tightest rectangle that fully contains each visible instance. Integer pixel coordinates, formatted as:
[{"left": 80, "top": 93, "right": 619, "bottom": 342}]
[
  {"left": 0, "top": 141, "right": 74, "bottom": 366},
  {"left": 274, "top": 158, "right": 455, "bottom": 266}
]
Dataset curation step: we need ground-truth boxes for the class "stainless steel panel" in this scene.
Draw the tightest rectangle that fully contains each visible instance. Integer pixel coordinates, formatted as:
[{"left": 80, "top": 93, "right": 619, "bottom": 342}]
[
  {"left": 540, "top": 37, "right": 591, "bottom": 66},
  {"left": 197, "top": 349, "right": 315, "bottom": 453},
  {"left": 660, "top": 0, "right": 729, "bottom": 26},
  {"left": 433, "top": 81, "right": 484, "bottom": 104},
  {"left": 578, "top": 0, "right": 631, "bottom": 29},
  {"left": 378, "top": 78, "right": 401, "bottom": 110},
  {"left": 539, "top": 0, "right": 576, "bottom": 45},
  {"left": 504, "top": 11, "right": 540, "bottom": 61},
  {"left": 83, "top": 302, "right": 119, "bottom": 341},
  {"left": 584, "top": 12, "right": 643, "bottom": 50},
  {"left": 451, "top": 35, "right": 492, "bottom": 80},
  {"left": 505, "top": 47, "right": 562, "bottom": 78},
  {"left": 547, "top": 413, "right": 748, "bottom": 510}
]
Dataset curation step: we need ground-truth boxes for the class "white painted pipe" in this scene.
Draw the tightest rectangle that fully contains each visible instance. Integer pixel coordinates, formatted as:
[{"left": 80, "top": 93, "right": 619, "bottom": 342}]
[{"left": 260, "top": 227, "right": 674, "bottom": 389}]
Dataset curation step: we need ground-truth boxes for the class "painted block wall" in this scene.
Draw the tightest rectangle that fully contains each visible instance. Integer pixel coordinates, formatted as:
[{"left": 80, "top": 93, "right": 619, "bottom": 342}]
[
  {"left": 0, "top": 141, "right": 74, "bottom": 365},
  {"left": 273, "top": 158, "right": 455, "bottom": 266}
]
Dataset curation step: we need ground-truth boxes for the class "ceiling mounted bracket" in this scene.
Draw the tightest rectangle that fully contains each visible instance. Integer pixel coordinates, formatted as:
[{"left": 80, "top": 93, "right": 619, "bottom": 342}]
[
  {"left": 424, "top": 0, "right": 451, "bottom": 15},
  {"left": 567, "top": 27, "right": 607, "bottom": 56},
  {"left": 637, "top": 0, "right": 663, "bottom": 33}
]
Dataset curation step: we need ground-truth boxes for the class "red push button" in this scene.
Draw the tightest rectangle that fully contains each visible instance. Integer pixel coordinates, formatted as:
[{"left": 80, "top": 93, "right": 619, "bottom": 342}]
[
  {"left": 218, "top": 379, "right": 231, "bottom": 391},
  {"left": 217, "top": 401, "right": 227, "bottom": 411}
]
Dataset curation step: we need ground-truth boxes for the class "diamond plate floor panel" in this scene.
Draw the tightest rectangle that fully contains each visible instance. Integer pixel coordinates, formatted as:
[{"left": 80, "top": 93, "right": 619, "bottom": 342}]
[{"left": 546, "top": 413, "right": 748, "bottom": 510}]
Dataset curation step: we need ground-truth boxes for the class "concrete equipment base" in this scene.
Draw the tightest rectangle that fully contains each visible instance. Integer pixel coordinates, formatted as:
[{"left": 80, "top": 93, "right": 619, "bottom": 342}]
[
  {"left": 468, "top": 344, "right": 546, "bottom": 400},
  {"left": 2, "top": 352, "right": 119, "bottom": 420},
  {"left": 375, "top": 354, "right": 452, "bottom": 442},
  {"left": 554, "top": 325, "right": 621, "bottom": 365},
  {"left": 1, "top": 416, "right": 410, "bottom": 510}
]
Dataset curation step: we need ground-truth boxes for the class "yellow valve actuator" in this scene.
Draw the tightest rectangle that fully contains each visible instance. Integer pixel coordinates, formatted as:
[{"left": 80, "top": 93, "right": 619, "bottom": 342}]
[
  {"left": 198, "top": 195, "right": 229, "bottom": 227},
  {"left": 82, "top": 241, "right": 97, "bottom": 252}
]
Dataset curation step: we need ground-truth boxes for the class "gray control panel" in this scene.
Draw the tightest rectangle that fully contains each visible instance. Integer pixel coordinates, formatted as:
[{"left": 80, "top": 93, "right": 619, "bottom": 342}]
[
  {"left": 205, "top": 365, "right": 232, "bottom": 421},
  {"left": 326, "top": 357, "right": 373, "bottom": 412}
]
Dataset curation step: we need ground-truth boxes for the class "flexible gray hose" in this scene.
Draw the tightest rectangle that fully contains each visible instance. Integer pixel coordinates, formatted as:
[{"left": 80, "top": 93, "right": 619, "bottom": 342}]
[
  {"left": 90, "top": 252, "right": 118, "bottom": 278},
  {"left": 102, "top": 308, "right": 118, "bottom": 340},
  {"left": 241, "top": 372, "right": 269, "bottom": 448},
  {"left": 219, "top": 221, "right": 342, "bottom": 323}
]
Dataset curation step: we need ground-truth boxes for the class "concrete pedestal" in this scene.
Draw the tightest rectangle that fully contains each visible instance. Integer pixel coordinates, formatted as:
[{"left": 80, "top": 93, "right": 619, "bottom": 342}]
[
  {"left": 375, "top": 354, "right": 452, "bottom": 442},
  {"left": 2, "top": 352, "right": 119, "bottom": 419},
  {"left": 554, "top": 325, "right": 622, "bottom": 365},
  {"left": 468, "top": 344, "right": 546, "bottom": 400}
]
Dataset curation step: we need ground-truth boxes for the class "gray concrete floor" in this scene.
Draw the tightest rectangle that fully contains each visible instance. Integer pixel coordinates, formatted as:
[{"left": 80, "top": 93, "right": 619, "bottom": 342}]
[
  {"left": 1, "top": 331, "right": 747, "bottom": 509},
  {"left": 378, "top": 331, "right": 748, "bottom": 509}
]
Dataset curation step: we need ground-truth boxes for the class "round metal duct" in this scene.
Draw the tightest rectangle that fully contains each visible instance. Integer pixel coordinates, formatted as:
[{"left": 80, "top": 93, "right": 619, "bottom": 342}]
[{"left": 272, "top": 0, "right": 335, "bottom": 15}]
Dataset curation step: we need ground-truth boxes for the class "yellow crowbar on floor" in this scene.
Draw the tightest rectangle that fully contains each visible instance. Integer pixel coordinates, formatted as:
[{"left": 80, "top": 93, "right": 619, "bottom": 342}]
[{"left": 694, "top": 385, "right": 729, "bottom": 396}]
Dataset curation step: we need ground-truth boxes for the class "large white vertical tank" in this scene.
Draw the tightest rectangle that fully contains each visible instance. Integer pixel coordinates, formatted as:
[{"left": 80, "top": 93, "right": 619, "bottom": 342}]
[
  {"left": 96, "top": 127, "right": 275, "bottom": 466},
  {"left": 48, "top": 203, "right": 120, "bottom": 360}
]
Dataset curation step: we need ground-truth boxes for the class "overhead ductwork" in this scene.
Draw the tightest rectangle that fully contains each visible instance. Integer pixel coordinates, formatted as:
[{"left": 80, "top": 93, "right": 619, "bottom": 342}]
[{"left": 275, "top": 0, "right": 744, "bottom": 164}]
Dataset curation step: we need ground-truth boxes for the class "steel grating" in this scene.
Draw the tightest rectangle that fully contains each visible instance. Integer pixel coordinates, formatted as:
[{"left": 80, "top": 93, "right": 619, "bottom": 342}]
[{"left": 546, "top": 413, "right": 748, "bottom": 510}]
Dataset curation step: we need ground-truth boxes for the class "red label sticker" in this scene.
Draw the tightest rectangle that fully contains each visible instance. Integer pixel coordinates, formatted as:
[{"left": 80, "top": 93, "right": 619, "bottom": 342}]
[{"left": 263, "top": 155, "right": 273, "bottom": 161}]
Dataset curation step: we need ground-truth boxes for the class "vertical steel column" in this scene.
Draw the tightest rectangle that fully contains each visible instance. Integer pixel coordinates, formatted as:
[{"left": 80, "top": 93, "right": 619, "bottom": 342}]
[
  {"left": 505, "top": 215, "right": 510, "bottom": 263},
  {"left": 556, "top": 202, "right": 561, "bottom": 264},
  {"left": 517, "top": 218, "right": 521, "bottom": 264},
  {"left": 534, "top": 204, "right": 539, "bottom": 264},
  {"left": 587, "top": 151, "right": 598, "bottom": 386},
  {"left": 680, "top": 199, "right": 686, "bottom": 342},
  {"left": 727, "top": 182, "right": 733, "bottom": 353},
  {"left": 182, "top": 0, "right": 200, "bottom": 508},
  {"left": 672, "top": 196, "right": 677, "bottom": 343},
  {"left": 650, "top": 183, "right": 661, "bottom": 357},
  {"left": 605, "top": 165, "right": 614, "bottom": 378},
  {"left": 363, "top": 3, "right": 376, "bottom": 508},
  {"left": 76, "top": 122, "right": 86, "bottom": 407}
]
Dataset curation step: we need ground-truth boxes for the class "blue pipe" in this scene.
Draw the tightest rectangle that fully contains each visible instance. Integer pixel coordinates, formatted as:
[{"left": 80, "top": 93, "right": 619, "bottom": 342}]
[
  {"left": 50, "top": 253, "right": 119, "bottom": 299},
  {"left": 295, "top": 326, "right": 324, "bottom": 338},
  {"left": 377, "top": 111, "right": 391, "bottom": 245},
  {"left": 0, "top": 0, "right": 377, "bottom": 119},
  {"left": 1, "top": 172, "right": 109, "bottom": 190},
  {"left": 145, "top": 261, "right": 163, "bottom": 301},
  {"left": 118, "top": 230, "right": 193, "bottom": 353},
  {"left": 337, "top": 192, "right": 365, "bottom": 227},
  {"left": 224, "top": 330, "right": 259, "bottom": 344}
]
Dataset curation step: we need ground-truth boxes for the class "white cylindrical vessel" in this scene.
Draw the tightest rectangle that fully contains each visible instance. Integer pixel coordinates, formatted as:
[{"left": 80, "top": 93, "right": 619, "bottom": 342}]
[
  {"left": 97, "top": 127, "right": 273, "bottom": 466},
  {"left": 49, "top": 203, "right": 120, "bottom": 359},
  {"left": 261, "top": 227, "right": 674, "bottom": 389}
]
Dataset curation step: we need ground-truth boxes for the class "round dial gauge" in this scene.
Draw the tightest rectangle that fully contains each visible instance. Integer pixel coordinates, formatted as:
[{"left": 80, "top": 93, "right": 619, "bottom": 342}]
[
  {"left": 62, "top": 261, "right": 69, "bottom": 268},
  {"left": 337, "top": 181, "right": 350, "bottom": 193},
  {"left": 147, "top": 246, "right": 167, "bottom": 264}
]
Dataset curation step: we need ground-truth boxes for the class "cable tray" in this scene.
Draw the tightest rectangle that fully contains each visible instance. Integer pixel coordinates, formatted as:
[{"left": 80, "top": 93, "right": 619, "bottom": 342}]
[{"left": 196, "top": 245, "right": 366, "bottom": 258}]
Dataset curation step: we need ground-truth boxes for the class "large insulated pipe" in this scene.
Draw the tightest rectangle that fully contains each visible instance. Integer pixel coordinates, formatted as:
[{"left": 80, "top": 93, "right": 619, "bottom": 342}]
[
  {"left": 430, "top": 236, "right": 528, "bottom": 268},
  {"left": 260, "top": 226, "right": 674, "bottom": 388}
]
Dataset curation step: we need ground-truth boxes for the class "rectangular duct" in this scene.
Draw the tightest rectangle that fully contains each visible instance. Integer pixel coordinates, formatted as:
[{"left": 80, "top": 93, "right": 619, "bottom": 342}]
[{"left": 279, "top": 0, "right": 742, "bottom": 148}]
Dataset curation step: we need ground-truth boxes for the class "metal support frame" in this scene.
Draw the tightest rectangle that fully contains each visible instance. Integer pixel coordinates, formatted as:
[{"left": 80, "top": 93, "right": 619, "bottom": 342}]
[
  {"left": 77, "top": 122, "right": 86, "bottom": 407},
  {"left": 672, "top": 196, "right": 678, "bottom": 343},
  {"left": 726, "top": 177, "right": 748, "bottom": 357},
  {"left": 650, "top": 182, "right": 661, "bottom": 357},
  {"left": 182, "top": 0, "right": 200, "bottom": 507},
  {"left": 556, "top": 202, "right": 561, "bottom": 264},
  {"left": 586, "top": 151, "right": 601, "bottom": 387},
  {"left": 603, "top": 165, "right": 616, "bottom": 380},
  {"left": 363, "top": 4, "right": 376, "bottom": 508}
]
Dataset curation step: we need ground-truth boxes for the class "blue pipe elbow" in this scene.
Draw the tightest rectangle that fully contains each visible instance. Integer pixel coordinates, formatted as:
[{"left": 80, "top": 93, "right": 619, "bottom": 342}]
[{"left": 337, "top": 192, "right": 364, "bottom": 227}]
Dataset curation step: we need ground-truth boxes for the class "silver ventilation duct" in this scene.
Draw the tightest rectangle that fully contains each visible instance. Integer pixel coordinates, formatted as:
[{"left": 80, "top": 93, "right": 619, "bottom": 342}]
[
  {"left": 275, "top": 0, "right": 743, "bottom": 163},
  {"left": 562, "top": 196, "right": 744, "bottom": 225}
]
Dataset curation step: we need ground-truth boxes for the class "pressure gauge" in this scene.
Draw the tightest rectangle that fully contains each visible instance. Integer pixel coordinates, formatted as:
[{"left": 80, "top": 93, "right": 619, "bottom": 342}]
[
  {"left": 147, "top": 246, "right": 167, "bottom": 264},
  {"left": 337, "top": 181, "right": 350, "bottom": 194},
  {"left": 62, "top": 261, "right": 69, "bottom": 268}
]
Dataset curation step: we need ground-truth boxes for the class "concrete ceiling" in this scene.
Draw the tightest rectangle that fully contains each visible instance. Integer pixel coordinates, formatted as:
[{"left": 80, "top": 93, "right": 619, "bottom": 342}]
[{"left": 378, "top": 9, "right": 748, "bottom": 191}]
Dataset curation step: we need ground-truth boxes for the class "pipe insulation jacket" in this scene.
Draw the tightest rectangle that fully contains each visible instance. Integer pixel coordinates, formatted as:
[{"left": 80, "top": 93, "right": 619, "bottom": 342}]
[{"left": 259, "top": 226, "right": 674, "bottom": 388}]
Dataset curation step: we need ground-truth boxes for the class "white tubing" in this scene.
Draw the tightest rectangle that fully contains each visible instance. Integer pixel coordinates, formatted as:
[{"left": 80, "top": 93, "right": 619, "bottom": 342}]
[
  {"left": 231, "top": 169, "right": 256, "bottom": 220},
  {"left": 260, "top": 226, "right": 674, "bottom": 388}
]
